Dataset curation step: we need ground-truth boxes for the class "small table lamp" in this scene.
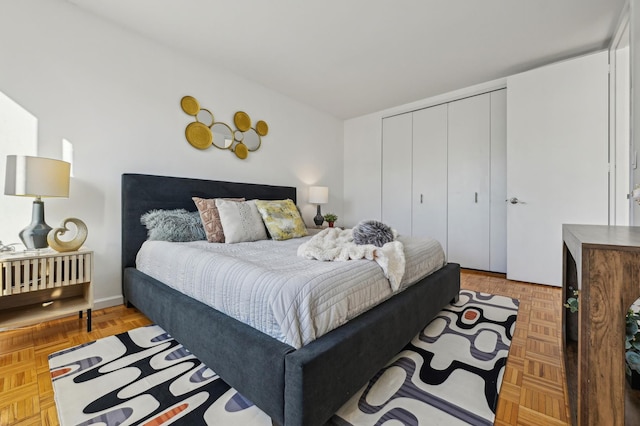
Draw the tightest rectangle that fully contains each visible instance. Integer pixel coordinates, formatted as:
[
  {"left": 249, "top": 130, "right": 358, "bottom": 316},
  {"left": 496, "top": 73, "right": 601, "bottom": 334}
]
[
  {"left": 4, "top": 155, "right": 71, "bottom": 249},
  {"left": 309, "top": 186, "right": 328, "bottom": 226}
]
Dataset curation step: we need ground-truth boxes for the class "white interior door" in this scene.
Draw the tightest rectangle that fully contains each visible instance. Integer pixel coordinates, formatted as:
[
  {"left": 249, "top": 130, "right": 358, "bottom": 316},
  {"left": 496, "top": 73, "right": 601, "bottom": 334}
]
[
  {"left": 490, "top": 89, "right": 507, "bottom": 273},
  {"left": 382, "top": 113, "right": 412, "bottom": 236},
  {"left": 610, "top": 19, "right": 630, "bottom": 226},
  {"left": 506, "top": 51, "right": 609, "bottom": 286},
  {"left": 448, "top": 93, "right": 491, "bottom": 270},
  {"left": 412, "top": 104, "right": 448, "bottom": 252}
]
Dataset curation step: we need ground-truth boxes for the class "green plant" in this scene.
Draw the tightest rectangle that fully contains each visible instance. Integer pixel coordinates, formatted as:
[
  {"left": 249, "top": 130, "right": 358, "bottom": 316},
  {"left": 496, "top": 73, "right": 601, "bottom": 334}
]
[
  {"left": 323, "top": 213, "right": 338, "bottom": 223},
  {"left": 565, "top": 291, "right": 640, "bottom": 375},
  {"left": 564, "top": 288, "right": 579, "bottom": 313},
  {"left": 626, "top": 308, "right": 640, "bottom": 375}
]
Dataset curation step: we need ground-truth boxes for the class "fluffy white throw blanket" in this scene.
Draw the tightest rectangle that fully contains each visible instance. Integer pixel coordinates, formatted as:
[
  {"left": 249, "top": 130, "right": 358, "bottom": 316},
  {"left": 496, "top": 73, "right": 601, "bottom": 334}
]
[{"left": 297, "top": 228, "right": 406, "bottom": 291}]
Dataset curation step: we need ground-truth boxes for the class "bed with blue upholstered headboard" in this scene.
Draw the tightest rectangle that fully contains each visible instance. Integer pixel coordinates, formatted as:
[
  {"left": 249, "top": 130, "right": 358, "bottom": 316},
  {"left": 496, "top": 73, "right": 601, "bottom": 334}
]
[{"left": 121, "top": 173, "right": 460, "bottom": 426}]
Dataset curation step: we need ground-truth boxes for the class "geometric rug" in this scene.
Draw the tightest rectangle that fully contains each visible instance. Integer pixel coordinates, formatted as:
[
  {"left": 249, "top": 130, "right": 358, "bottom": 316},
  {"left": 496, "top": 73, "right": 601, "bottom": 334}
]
[{"left": 49, "top": 290, "right": 518, "bottom": 425}]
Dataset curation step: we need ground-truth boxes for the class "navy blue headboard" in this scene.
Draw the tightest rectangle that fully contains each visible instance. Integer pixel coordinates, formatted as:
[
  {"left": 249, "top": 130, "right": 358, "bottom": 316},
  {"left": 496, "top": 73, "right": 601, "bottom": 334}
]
[{"left": 121, "top": 173, "right": 297, "bottom": 272}]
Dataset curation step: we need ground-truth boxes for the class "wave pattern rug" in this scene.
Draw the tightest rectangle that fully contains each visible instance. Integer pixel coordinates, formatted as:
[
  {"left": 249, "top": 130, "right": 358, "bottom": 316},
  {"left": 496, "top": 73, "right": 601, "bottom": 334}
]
[{"left": 49, "top": 290, "right": 518, "bottom": 425}]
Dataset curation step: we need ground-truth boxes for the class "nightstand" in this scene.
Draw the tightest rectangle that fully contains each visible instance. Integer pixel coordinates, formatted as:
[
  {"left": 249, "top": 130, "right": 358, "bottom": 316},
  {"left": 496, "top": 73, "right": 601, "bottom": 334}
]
[
  {"left": 306, "top": 226, "right": 342, "bottom": 236},
  {"left": 0, "top": 248, "right": 93, "bottom": 332}
]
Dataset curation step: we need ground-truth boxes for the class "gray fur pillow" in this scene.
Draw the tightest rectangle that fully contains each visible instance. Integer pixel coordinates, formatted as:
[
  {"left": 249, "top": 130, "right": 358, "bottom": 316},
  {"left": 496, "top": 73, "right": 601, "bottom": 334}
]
[
  {"left": 140, "top": 209, "right": 206, "bottom": 242},
  {"left": 352, "top": 220, "right": 394, "bottom": 247}
]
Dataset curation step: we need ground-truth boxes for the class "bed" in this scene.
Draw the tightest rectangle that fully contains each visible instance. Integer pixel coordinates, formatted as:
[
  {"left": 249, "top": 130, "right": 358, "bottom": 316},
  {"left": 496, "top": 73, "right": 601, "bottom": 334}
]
[{"left": 121, "top": 173, "right": 460, "bottom": 426}]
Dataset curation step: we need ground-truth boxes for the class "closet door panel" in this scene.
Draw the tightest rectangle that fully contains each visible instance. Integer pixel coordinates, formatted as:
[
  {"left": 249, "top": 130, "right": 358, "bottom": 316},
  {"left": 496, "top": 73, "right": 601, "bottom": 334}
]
[
  {"left": 490, "top": 89, "right": 507, "bottom": 273},
  {"left": 412, "top": 105, "right": 448, "bottom": 253},
  {"left": 382, "top": 113, "right": 413, "bottom": 236},
  {"left": 447, "top": 94, "right": 491, "bottom": 270}
]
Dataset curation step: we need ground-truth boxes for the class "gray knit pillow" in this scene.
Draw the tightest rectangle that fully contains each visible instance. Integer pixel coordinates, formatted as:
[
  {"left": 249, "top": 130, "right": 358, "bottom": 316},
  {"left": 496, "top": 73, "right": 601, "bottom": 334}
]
[
  {"left": 140, "top": 209, "right": 206, "bottom": 242},
  {"left": 352, "top": 220, "right": 394, "bottom": 247}
]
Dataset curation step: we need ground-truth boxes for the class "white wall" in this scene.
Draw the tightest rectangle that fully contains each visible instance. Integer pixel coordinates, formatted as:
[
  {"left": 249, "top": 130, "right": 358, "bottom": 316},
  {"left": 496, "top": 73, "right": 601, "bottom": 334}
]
[
  {"left": 0, "top": 0, "right": 344, "bottom": 309},
  {"left": 343, "top": 114, "right": 382, "bottom": 227}
]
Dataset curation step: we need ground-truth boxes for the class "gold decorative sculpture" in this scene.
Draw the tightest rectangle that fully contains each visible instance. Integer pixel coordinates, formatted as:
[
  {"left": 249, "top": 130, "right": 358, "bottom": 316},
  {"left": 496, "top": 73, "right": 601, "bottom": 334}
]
[
  {"left": 47, "top": 218, "right": 88, "bottom": 252},
  {"left": 180, "top": 95, "right": 268, "bottom": 160}
]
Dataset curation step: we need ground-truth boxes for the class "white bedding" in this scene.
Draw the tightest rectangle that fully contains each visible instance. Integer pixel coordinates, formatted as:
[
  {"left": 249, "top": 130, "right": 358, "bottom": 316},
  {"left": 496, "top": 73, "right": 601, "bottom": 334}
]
[
  {"left": 135, "top": 234, "right": 445, "bottom": 349},
  {"left": 297, "top": 227, "right": 406, "bottom": 290}
]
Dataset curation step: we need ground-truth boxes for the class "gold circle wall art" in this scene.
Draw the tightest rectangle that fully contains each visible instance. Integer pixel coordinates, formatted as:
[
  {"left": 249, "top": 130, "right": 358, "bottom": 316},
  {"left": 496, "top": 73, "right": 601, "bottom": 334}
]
[
  {"left": 180, "top": 95, "right": 268, "bottom": 160},
  {"left": 180, "top": 96, "right": 200, "bottom": 116},
  {"left": 234, "top": 142, "right": 248, "bottom": 159},
  {"left": 256, "top": 120, "right": 269, "bottom": 136},
  {"left": 234, "top": 111, "right": 251, "bottom": 132},
  {"left": 185, "top": 122, "right": 213, "bottom": 149}
]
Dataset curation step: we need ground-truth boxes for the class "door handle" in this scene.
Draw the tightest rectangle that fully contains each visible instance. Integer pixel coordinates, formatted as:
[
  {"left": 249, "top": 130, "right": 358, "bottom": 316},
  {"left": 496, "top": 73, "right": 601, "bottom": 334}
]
[
  {"left": 475, "top": 192, "right": 478, "bottom": 203},
  {"left": 506, "top": 197, "right": 526, "bottom": 204}
]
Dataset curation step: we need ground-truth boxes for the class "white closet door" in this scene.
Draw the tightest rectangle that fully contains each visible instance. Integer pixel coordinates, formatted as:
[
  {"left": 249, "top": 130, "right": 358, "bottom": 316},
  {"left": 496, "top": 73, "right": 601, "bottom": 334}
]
[
  {"left": 382, "top": 113, "right": 413, "bottom": 236},
  {"left": 490, "top": 89, "right": 507, "bottom": 273},
  {"left": 412, "top": 105, "right": 448, "bottom": 253},
  {"left": 447, "top": 94, "right": 491, "bottom": 270}
]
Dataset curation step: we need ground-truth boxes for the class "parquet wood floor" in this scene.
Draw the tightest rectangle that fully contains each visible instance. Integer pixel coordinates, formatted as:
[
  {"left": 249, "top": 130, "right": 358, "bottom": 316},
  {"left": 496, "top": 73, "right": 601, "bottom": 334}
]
[{"left": 0, "top": 271, "right": 570, "bottom": 425}]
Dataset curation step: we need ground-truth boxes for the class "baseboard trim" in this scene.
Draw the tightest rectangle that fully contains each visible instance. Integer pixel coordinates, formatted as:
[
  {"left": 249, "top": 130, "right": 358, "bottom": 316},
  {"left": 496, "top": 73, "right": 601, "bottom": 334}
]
[{"left": 94, "top": 295, "right": 124, "bottom": 310}]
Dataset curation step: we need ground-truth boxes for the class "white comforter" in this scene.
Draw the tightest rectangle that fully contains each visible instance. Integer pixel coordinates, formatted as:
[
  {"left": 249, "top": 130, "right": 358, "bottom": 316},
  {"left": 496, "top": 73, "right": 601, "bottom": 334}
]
[
  {"left": 297, "top": 227, "right": 406, "bottom": 290},
  {"left": 136, "top": 234, "right": 445, "bottom": 349}
]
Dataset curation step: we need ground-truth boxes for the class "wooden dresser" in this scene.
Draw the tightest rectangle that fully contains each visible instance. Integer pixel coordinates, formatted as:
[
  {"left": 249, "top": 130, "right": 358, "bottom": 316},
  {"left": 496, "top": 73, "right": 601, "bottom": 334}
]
[{"left": 562, "top": 224, "right": 640, "bottom": 425}]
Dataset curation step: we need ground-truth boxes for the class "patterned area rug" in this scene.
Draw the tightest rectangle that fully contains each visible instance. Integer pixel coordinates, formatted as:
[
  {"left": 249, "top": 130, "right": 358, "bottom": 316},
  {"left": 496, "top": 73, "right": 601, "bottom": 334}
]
[{"left": 49, "top": 290, "right": 518, "bottom": 425}]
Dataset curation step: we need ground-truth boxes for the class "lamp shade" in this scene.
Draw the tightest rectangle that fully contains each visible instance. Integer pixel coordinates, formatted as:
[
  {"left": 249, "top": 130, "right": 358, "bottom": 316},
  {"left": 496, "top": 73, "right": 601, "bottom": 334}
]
[
  {"left": 4, "top": 155, "right": 70, "bottom": 198},
  {"left": 309, "top": 186, "right": 328, "bottom": 204}
]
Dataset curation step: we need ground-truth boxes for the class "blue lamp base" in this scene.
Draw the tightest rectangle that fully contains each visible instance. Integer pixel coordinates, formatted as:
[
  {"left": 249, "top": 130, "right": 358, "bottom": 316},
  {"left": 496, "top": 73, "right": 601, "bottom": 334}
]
[{"left": 19, "top": 199, "right": 51, "bottom": 249}]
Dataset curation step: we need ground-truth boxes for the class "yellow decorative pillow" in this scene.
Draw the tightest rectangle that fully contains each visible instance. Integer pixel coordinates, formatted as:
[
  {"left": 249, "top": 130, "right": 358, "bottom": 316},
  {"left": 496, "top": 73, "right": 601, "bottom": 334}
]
[{"left": 255, "top": 199, "right": 308, "bottom": 241}]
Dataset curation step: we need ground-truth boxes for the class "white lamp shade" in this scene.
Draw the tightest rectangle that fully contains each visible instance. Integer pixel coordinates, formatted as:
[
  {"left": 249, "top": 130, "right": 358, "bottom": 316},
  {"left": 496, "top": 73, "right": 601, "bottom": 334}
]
[
  {"left": 4, "top": 155, "right": 70, "bottom": 198},
  {"left": 309, "top": 186, "right": 329, "bottom": 204}
]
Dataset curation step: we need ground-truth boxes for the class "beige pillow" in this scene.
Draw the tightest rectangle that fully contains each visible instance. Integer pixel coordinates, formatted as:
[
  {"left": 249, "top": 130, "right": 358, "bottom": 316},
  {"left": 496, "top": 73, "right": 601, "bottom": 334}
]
[
  {"left": 192, "top": 197, "right": 244, "bottom": 243},
  {"left": 215, "top": 199, "right": 268, "bottom": 243}
]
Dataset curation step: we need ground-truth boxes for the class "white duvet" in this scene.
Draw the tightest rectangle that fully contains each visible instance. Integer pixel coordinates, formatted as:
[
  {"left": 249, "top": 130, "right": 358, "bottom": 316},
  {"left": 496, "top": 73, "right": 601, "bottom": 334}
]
[
  {"left": 297, "top": 227, "right": 406, "bottom": 290},
  {"left": 136, "top": 234, "right": 445, "bottom": 349}
]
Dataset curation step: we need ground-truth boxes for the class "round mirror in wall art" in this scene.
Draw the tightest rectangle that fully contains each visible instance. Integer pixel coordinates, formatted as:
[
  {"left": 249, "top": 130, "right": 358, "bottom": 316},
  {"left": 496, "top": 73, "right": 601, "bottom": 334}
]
[
  {"left": 211, "top": 122, "right": 234, "bottom": 149},
  {"left": 196, "top": 108, "right": 214, "bottom": 127},
  {"left": 244, "top": 128, "right": 262, "bottom": 151}
]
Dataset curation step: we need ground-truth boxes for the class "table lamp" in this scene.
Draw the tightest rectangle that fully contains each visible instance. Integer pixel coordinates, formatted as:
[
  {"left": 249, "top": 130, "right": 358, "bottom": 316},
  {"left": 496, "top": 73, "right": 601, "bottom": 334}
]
[
  {"left": 4, "top": 155, "right": 71, "bottom": 249},
  {"left": 309, "top": 186, "right": 328, "bottom": 226}
]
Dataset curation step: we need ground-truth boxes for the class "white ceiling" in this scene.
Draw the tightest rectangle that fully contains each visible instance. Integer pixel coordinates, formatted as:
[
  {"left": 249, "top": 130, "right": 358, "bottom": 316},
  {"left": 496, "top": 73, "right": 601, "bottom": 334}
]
[{"left": 67, "top": 0, "right": 625, "bottom": 119}]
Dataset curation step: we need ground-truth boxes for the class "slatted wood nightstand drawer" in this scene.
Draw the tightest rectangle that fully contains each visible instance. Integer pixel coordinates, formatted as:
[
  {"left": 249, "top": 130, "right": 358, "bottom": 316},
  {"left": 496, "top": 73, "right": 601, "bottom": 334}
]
[{"left": 0, "top": 248, "right": 93, "bottom": 332}]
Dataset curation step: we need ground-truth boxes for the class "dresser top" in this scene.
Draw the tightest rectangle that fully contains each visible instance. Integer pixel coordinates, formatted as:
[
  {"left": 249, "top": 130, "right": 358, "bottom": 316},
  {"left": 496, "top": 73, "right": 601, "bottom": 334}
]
[
  {"left": 0, "top": 247, "right": 92, "bottom": 261},
  {"left": 563, "top": 224, "right": 640, "bottom": 249}
]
